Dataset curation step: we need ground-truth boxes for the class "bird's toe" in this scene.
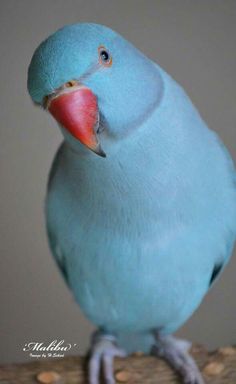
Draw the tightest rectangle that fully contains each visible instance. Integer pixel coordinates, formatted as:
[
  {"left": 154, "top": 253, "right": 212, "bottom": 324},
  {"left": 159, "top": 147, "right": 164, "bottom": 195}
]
[{"left": 88, "top": 331, "right": 127, "bottom": 384}]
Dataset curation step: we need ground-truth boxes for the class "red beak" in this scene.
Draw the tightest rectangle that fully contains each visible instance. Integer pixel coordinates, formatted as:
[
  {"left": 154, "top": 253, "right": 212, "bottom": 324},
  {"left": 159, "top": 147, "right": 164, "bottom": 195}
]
[{"left": 47, "top": 85, "right": 106, "bottom": 157}]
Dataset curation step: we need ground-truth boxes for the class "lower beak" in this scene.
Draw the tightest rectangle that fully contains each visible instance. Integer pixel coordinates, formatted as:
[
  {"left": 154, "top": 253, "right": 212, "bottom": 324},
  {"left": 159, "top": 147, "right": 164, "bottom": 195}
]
[{"left": 47, "top": 85, "right": 106, "bottom": 157}]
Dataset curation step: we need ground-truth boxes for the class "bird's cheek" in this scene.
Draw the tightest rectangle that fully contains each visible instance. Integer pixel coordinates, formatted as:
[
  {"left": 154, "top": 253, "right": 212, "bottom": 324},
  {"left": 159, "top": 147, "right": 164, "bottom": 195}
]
[{"left": 48, "top": 86, "right": 105, "bottom": 157}]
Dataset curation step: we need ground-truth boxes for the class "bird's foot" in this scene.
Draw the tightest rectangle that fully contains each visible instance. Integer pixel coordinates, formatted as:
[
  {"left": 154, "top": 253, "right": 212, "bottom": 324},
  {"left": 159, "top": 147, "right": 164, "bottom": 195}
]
[
  {"left": 88, "top": 330, "right": 127, "bottom": 384},
  {"left": 152, "top": 333, "right": 204, "bottom": 384}
]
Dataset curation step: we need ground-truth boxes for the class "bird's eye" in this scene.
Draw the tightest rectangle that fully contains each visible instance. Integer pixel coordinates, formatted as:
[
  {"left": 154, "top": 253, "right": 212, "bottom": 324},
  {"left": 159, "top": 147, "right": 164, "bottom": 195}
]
[
  {"left": 100, "top": 50, "right": 109, "bottom": 62},
  {"left": 98, "top": 46, "right": 112, "bottom": 67}
]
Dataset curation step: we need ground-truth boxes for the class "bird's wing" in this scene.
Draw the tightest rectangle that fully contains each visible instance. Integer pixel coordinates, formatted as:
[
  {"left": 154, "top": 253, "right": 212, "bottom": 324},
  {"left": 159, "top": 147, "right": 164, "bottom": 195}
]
[
  {"left": 207, "top": 134, "right": 236, "bottom": 288},
  {"left": 48, "top": 228, "right": 70, "bottom": 286},
  {"left": 46, "top": 142, "right": 70, "bottom": 287}
]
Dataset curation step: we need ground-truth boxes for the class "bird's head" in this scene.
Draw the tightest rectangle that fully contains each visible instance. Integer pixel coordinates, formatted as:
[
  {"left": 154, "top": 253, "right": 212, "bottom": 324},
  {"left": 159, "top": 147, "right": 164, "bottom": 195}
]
[{"left": 28, "top": 23, "right": 163, "bottom": 157}]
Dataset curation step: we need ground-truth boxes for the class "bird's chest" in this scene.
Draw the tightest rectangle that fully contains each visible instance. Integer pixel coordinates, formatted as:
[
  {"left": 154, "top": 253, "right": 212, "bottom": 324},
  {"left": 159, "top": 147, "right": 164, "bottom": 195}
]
[
  {"left": 47, "top": 149, "right": 177, "bottom": 250},
  {"left": 46, "top": 155, "right": 185, "bottom": 331},
  {"left": 47, "top": 149, "right": 183, "bottom": 302}
]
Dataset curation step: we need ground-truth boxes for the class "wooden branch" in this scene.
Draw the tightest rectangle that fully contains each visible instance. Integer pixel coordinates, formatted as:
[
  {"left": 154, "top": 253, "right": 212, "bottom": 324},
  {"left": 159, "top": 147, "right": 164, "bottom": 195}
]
[{"left": 0, "top": 345, "right": 236, "bottom": 384}]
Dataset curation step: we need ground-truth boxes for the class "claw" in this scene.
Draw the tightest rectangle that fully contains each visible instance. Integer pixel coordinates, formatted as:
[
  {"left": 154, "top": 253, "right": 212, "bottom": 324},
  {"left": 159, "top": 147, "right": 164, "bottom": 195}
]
[
  {"left": 88, "top": 331, "right": 127, "bottom": 384},
  {"left": 152, "top": 334, "right": 205, "bottom": 384}
]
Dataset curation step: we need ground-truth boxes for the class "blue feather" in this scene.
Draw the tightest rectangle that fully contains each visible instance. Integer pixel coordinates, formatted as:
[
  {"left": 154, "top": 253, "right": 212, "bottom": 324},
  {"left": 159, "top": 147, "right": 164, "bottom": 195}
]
[{"left": 28, "top": 23, "right": 236, "bottom": 345}]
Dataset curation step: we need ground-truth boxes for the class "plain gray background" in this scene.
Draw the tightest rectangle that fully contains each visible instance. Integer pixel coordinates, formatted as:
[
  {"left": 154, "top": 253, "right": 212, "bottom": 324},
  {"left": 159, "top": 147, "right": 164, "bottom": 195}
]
[{"left": 0, "top": 0, "right": 235, "bottom": 364}]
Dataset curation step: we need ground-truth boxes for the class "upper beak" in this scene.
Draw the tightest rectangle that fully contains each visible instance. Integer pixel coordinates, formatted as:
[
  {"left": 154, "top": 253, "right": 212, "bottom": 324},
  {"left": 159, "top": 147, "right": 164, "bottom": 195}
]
[{"left": 45, "top": 82, "right": 106, "bottom": 157}]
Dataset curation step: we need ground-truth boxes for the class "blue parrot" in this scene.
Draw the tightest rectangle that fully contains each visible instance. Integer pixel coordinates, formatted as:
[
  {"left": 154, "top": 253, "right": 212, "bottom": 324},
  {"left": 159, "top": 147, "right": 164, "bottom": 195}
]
[{"left": 27, "top": 23, "right": 236, "bottom": 384}]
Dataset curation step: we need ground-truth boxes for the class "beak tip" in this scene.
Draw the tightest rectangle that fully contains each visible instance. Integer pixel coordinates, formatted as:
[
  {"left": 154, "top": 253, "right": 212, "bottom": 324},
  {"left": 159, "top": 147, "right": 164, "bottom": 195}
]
[{"left": 94, "top": 145, "right": 106, "bottom": 158}]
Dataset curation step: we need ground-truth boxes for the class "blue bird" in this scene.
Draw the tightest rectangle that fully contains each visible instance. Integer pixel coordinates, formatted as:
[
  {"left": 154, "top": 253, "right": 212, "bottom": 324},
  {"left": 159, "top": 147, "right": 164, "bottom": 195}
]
[{"left": 28, "top": 23, "right": 236, "bottom": 384}]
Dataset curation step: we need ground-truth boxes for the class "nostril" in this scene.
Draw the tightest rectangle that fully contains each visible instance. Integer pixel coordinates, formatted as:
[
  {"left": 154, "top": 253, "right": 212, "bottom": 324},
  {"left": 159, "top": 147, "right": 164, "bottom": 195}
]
[{"left": 64, "top": 80, "right": 78, "bottom": 88}]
